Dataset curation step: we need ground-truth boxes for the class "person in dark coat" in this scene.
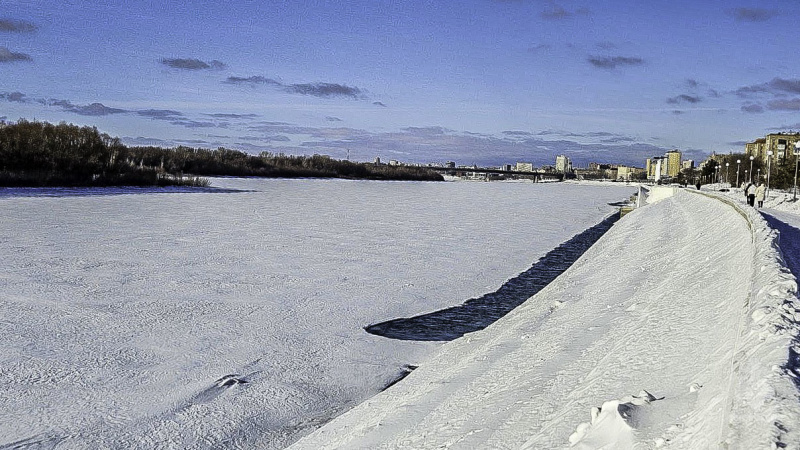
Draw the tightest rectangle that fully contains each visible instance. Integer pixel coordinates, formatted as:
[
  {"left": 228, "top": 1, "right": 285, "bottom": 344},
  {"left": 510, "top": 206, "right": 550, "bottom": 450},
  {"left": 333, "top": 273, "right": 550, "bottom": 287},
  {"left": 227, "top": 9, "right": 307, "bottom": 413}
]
[{"left": 745, "top": 182, "right": 756, "bottom": 206}]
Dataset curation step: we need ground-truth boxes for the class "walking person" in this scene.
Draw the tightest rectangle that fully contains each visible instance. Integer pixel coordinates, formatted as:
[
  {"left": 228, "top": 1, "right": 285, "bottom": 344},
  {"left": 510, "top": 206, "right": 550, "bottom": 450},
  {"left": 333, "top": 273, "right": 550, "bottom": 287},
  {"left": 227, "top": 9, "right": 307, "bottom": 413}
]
[
  {"left": 755, "top": 182, "right": 766, "bottom": 208},
  {"left": 745, "top": 182, "right": 756, "bottom": 206}
]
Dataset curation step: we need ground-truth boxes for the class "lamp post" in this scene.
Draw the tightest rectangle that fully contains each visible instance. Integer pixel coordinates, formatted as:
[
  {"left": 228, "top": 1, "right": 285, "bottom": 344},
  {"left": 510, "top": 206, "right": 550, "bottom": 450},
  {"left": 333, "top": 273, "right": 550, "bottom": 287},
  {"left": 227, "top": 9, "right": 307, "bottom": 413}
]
[
  {"left": 725, "top": 162, "right": 730, "bottom": 185},
  {"left": 745, "top": 169, "right": 748, "bottom": 185},
  {"left": 736, "top": 159, "right": 741, "bottom": 188},
  {"left": 758, "top": 168, "right": 761, "bottom": 183},
  {"left": 794, "top": 142, "right": 800, "bottom": 201},
  {"left": 767, "top": 150, "right": 774, "bottom": 198},
  {"left": 749, "top": 155, "right": 755, "bottom": 183},
  {"left": 715, "top": 164, "right": 720, "bottom": 187}
]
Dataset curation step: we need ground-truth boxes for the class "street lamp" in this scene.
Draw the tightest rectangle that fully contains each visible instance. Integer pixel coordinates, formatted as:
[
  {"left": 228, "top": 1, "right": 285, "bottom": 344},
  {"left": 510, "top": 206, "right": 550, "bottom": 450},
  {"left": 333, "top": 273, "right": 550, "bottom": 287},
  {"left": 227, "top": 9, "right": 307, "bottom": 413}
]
[
  {"left": 767, "top": 150, "right": 774, "bottom": 198},
  {"left": 736, "top": 159, "right": 741, "bottom": 188},
  {"left": 725, "top": 162, "right": 730, "bottom": 185},
  {"left": 749, "top": 155, "right": 755, "bottom": 183},
  {"left": 758, "top": 168, "right": 761, "bottom": 182},
  {"left": 794, "top": 142, "right": 800, "bottom": 201}
]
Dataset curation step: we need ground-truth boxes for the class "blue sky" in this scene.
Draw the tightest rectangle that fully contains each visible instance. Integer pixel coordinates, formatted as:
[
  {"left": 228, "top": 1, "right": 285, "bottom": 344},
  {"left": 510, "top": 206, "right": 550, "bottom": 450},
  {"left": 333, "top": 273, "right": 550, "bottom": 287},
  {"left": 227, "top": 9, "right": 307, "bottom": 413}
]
[{"left": 2, "top": 0, "right": 800, "bottom": 167}]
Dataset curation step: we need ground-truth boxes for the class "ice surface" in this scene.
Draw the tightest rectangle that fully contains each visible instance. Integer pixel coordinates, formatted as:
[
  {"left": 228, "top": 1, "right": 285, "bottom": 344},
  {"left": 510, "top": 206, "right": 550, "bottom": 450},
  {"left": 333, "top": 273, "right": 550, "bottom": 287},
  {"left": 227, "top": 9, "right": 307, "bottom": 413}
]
[{"left": 0, "top": 178, "right": 633, "bottom": 448}]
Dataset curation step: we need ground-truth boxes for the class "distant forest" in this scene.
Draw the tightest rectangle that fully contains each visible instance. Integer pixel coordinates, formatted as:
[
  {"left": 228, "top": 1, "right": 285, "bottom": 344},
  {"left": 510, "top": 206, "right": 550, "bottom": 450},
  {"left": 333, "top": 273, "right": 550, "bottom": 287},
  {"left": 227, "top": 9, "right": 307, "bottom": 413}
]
[{"left": 0, "top": 120, "right": 443, "bottom": 187}]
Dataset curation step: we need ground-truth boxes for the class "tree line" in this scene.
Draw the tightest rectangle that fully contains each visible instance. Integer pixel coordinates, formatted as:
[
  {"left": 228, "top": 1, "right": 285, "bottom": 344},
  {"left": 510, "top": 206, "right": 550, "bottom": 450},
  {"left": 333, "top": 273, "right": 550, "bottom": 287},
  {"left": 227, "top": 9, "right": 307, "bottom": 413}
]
[
  {"left": 0, "top": 120, "right": 443, "bottom": 187},
  {"left": 695, "top": 153, "right": 798, "bottom": 190}
]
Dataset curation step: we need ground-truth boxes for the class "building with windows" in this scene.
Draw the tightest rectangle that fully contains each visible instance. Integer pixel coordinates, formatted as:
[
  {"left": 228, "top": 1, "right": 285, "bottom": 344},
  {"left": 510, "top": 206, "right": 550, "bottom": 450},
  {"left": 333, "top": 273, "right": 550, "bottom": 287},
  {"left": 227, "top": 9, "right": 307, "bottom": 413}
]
[
  {"left": 617, "top": 165, "right": 644, "bottom": 181},
  {"left": 515, "top": 162, "right": 534, "bottom": 172},
  {"left": 745, "top": 133, "right": 800, "bottom": 165},
  {"left": 665, "top": 150, "right": 681, "bottom": 178},
  {"left": 646, "top": 150, "right": 682, "bottom": 180},
  {"left": 555, "top": 155, "right": 572, "bottom": 173}
]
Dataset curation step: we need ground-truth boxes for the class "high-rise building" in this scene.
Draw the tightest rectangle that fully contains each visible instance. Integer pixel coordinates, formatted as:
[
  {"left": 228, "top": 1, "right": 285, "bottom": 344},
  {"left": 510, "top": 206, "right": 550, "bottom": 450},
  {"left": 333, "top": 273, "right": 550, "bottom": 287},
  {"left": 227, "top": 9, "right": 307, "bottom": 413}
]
[
  {"left": 665, "top": 150, "right": 681, "bottom": 178},
  {"left": 646, "top": 150, "right": 682, "bottom": 180},
  {"left": 555, "top": 155, "right": 572, "bottom": 173}
]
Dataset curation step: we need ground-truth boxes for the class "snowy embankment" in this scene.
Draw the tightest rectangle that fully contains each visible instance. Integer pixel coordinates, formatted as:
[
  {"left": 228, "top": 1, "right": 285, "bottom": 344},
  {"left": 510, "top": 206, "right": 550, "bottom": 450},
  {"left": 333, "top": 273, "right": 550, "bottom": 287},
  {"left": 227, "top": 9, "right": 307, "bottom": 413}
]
[{"left": 290, "top": 187, "right": 800, "bottom": 449}]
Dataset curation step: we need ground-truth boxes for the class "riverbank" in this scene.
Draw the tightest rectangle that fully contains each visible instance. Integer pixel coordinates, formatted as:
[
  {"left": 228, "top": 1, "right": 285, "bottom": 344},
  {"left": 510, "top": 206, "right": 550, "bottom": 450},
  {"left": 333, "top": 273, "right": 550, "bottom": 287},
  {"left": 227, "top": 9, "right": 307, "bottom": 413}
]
[{"left": 289, "top": 187, "right": 800, "bottom": 449}]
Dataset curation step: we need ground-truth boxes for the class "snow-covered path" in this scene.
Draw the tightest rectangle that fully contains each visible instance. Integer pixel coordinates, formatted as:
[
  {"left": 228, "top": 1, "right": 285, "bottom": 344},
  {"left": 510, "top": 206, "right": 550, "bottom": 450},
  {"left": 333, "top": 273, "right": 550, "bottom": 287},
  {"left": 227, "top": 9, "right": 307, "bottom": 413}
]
[{"left": 291, "top": 188, "right": 800, "bottom": 449}]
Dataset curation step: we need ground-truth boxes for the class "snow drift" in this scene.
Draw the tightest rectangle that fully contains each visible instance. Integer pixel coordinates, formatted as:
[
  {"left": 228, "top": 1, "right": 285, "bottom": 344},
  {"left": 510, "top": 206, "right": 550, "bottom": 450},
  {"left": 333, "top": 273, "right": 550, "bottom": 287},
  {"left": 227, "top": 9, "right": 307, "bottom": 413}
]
[{"left": 290, "top": 188, "right": 800, "bottom": 449}]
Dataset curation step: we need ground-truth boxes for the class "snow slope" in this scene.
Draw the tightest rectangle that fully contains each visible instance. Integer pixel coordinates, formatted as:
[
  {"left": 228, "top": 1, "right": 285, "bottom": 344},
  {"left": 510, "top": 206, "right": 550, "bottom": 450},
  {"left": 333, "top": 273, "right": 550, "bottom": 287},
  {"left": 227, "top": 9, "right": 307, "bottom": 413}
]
[
  {"left": 0, "top": 178, "right": 633, "bottom": 449},
  {"left": 290, "top": 187, "right": 800, "bottom": 449}
]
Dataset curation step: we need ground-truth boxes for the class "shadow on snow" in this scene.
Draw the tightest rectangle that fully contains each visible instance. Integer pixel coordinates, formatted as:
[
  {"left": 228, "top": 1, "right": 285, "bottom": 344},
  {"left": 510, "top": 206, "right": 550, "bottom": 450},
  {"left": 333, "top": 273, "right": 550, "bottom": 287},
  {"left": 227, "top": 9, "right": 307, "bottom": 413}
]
[
  {"left": 365, "top": 212, "right": 621, "bottom": 341},
  {"left": 761, "top": 212, "right": 800, "bottom": 392},
  {"left": 762, "top": 212, "right": 800, "bottom": 280}
]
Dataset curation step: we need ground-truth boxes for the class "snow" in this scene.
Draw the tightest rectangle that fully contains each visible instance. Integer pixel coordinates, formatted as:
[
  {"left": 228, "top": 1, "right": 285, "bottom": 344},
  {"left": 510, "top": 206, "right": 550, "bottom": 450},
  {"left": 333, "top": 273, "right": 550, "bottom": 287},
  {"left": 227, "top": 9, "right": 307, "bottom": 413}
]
[
  {"left": 0, "top": 178, "right": 634, "bottom": 449},
  {"left": 289, "top": 186, "right": 800, "bottom": 449}
]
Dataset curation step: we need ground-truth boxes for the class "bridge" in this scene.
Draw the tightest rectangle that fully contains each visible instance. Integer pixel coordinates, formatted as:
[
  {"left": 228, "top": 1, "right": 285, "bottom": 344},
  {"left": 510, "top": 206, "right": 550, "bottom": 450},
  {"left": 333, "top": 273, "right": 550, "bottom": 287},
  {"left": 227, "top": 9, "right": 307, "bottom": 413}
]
[{"left": 428, "top": 166, "right": 564, "bottom": 182}]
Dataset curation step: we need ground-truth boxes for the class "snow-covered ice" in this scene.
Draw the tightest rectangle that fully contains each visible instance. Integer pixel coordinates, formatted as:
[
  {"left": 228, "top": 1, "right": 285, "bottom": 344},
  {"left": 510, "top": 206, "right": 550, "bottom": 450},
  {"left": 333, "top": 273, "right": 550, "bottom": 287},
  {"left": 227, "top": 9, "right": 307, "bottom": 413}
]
[
  {"left": 0, "top": 178, "right": 634, "bottom": 449},
  {"left": 290, "top": 186, "right": 800, "bottom": 449}
]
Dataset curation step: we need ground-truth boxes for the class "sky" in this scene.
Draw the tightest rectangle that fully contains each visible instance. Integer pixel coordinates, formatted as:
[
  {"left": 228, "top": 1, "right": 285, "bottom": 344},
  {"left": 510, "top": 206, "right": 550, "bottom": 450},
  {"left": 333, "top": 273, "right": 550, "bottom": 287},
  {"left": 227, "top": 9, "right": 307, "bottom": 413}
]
[{"left": 3, "top": 0, "right": 800, "bottom": 167}]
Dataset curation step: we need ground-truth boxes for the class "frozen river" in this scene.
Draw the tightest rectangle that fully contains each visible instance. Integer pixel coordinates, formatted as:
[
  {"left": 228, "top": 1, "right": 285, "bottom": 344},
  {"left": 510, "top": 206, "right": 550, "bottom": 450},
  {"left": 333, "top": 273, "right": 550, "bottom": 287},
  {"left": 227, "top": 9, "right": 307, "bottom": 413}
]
[{"left": 0, "top": 178, "right": 634, "bottom": 449}]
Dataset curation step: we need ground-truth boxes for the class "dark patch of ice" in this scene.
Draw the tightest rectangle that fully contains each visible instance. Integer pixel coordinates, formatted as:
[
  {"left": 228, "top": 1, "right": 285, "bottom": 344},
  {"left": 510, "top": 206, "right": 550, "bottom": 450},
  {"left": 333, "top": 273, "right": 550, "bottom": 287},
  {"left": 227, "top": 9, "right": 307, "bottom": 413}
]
[{"left": 365, "top": 213, "right": 620, "bottom": 341}]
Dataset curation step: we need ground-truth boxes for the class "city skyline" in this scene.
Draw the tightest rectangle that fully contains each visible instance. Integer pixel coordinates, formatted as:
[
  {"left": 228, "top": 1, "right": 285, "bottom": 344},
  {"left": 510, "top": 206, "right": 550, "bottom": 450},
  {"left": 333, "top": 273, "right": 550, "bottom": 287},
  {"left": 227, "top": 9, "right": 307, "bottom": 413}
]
[{"left": 3, "top": 0, "right": 800, "bottom": 167}]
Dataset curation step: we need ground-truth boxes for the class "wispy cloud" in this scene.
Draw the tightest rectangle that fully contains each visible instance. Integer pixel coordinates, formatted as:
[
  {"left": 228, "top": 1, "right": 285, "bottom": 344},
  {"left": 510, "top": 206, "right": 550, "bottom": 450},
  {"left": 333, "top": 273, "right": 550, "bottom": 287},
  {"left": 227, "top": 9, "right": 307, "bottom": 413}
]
[
  {"left": 0, "top": 46, "right": 32, "bottom": 63},
  {"left": 204, "top": 113, "right": 259, "bottom": 119},
  {"left": 767, "top": 98, "right": 800, "bottom": 111},
  {"left": 226, "top": 74, "right": 366, "bottom": 99},
  {"left": 287, "top": 82, "right": 362, "bottom": 98},
  {"left": 0, "top": 91, "right": 26, "bottom": 102},
  {"left": 736, "top": 77, "right": 800, "bottom": 97},
  {"left": 527, "top": 43, "right": 552, "bottom": 53},
  {"left": 47, "top": 100, "right": 127, "bottom": 116},
  {"left": 0, "top": 19, "right": 36, "bottom": 33},
  {"left": 224, "top": 75, "right": 282, "bottom": 86},
  {"left": 137, "top": 109, "right": 185, "bottom": 120},
  {"left": 160, "top": 58, "right": 226, "bottom": 70},
  {"left": 587, "top": 55, "right": 643, "bottom": 69},
  {"left": 667, "top": 94, "right": 702, "bottom": 104},
  {"left": 123, "top": 136, "right": 172, "bottom": 147},
  {"left": 1, "top": 91, "right": 127, "bottom": 117},
  {"left": 730, "top": 8, "right": 778, "bottom": 22},
  {"left": 304, "top": 127, "right": 670, "bottom": 167},
  {"left": 373, "top": 101, "right": 387, "bottom": 107},
  {"left": 741, "top": 103, "right": 764, "bottom": 114},
  {"left": 402, "top": 126, "right": 448, "bottom": 136},
  {"left": 540, "top": 5, "right": 589, "bottom": 20}
]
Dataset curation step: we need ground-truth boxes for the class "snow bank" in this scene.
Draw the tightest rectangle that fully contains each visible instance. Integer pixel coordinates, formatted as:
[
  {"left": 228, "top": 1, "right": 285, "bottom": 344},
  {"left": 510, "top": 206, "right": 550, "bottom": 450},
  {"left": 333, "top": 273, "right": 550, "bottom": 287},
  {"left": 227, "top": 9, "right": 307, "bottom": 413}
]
[
  {"left": 290, "top": 188, "right": 800, "bottom": 449},
  {"left": 644, "top": 185, "right": 677, "bottom": 204},
  {"left": 701, "top": 191, "right": 800, "bottom": 448}
]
